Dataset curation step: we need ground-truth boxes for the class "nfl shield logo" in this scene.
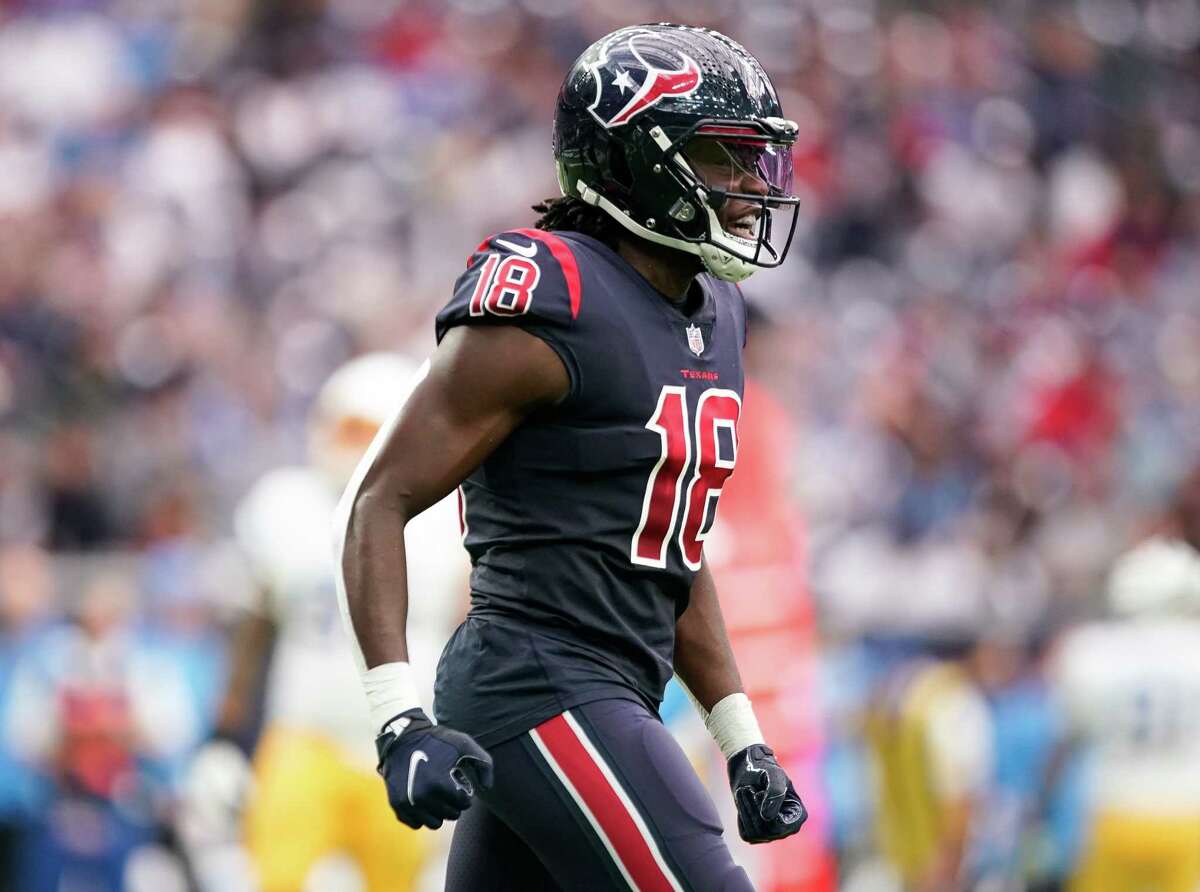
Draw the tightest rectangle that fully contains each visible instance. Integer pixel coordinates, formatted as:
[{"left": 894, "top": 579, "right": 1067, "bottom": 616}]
[{"left": 686, "top": 324, "right": 704, "bottom": 356}]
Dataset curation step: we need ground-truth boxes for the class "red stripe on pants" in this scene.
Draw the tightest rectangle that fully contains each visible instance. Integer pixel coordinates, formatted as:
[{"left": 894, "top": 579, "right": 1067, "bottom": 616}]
[{"left": 534, "top": 713, "right": 678, "bottom": 892}]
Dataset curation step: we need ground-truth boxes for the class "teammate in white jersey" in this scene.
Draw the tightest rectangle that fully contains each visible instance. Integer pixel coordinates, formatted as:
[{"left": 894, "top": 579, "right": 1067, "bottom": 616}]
[
  {"left": 182, "top": 354, "right": 469, "bottom": 892},
  {"left": 1050, "top": 536, "right": 1200, "bottom": 892}
]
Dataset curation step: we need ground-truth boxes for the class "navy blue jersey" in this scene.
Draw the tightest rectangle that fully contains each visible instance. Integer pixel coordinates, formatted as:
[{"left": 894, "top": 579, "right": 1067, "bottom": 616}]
[{"left": 432, "top": 229, "right": 746, "bottom": 746}]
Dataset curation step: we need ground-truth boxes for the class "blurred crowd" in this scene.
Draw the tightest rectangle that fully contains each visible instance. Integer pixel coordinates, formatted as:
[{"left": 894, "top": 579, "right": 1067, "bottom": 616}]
[{"left": 2, "top": 0, "right": 1200, "bottom": 889}]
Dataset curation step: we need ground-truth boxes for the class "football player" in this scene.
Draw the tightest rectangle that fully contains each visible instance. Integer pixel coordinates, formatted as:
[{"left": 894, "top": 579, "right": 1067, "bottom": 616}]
[
  {"left": 863, "top": 654, "right": 994, "bottom": 892},
  {"left": 1051, "top": 536, "right": 1200, "bottom": 892},
  {"left": 183, "top": 353, "right": 468, "bottom": 892},
  {"left": 335, "top": 24, "right": 808, "bottom": 891}
]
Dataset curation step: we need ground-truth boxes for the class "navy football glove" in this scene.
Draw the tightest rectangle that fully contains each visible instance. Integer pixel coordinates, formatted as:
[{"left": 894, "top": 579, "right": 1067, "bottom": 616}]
[
  {"left": 727, "top": 744, "right": 807, "bottom": 844},
  {"left": 376, "top": 708, "right": 494, "bottom": 829}
]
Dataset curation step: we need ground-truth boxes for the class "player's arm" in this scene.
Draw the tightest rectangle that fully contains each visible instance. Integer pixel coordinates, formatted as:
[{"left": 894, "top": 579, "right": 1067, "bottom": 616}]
[
  {"left": 340, "top": 324, "right": 567, "bottom": 666},
  {"left": 213, "top": 602, "right": 276, "bottom": 740},
  {"left": 337, "top": 323, "right": 568, "bottom": 828},
  {"left": 674, "top": 561, "right": 808, "bottom": 844},
  {"left": 177, "top": 589, "right": 276, "bottom": 854},
  {"left": 673, "top": 560, "right": 744, "bottom": 711}
]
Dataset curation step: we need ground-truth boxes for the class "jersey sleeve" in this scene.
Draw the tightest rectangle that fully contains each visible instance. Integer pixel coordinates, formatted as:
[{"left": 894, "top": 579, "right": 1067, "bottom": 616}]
[{"left": 435, "top": 229, "right": 584, "bottom": 401}]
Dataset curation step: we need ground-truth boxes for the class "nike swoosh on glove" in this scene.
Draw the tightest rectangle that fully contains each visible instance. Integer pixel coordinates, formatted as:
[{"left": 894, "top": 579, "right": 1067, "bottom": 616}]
[
  {"left": 727, "top": 744, "right": 807, "bottom": 844},
  {"left": 376, "top": 708, "right": 494, "bottom": 829}
]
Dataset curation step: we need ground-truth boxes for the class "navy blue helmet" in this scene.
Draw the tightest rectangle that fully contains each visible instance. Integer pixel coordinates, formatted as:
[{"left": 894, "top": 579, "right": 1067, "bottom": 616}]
[{"left": 553, "top": 23, "right": 800, "bottom": 282}]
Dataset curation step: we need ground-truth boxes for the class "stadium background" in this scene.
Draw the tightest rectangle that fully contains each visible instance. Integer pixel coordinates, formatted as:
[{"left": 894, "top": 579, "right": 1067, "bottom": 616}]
[{"left": 2, "top": 0, "right": 1199, "bottom": 889}]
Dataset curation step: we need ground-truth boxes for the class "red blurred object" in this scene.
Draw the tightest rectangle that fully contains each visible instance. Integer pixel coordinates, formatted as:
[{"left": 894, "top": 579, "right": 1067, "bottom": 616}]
[
  {"left": 708, "top": 379, "right": 837, "bottom": 892},
  {"left": 1026, "top": 355, "right": 1120, "bottom": 461},
  {"left": 58, "top": 687, "right": 134, "bottom": 799},
  {"left": 370, "top": 4, "right": 444, "bottom": 70}
]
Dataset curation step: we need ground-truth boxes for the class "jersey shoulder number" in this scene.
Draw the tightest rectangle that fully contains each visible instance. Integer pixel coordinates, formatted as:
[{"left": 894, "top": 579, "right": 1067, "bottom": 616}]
[{"left": 436, "top": 228, "right": 583, "bottom": 343}]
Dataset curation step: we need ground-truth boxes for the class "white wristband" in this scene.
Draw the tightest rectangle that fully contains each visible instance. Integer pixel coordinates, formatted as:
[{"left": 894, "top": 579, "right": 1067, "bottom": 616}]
[
  {"left": 362, "top": 661, "right": 421, "bottom": 735},
  {"left": 704, "top": 692, "right": 765, "bottom": 761}
]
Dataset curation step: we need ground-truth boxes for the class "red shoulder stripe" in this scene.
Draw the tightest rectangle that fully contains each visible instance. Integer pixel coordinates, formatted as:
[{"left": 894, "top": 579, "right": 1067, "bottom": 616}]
[{"left": 514, "top": 228, "right": 582, "bottom": 320}]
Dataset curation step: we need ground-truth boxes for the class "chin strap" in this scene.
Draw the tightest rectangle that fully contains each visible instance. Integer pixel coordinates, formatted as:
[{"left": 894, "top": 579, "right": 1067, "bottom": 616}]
[
  {"left": 698, "top": 243, "right": 757, "bottom": 283},
  {"left": 575, "top": 180, "right": 757, "bottom": 283}
]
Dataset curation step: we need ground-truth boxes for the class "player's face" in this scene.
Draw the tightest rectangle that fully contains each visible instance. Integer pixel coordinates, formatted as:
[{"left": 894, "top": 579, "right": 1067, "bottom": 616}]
[{"left": 683, "top": 137, "right": 774, "bottom": 241}]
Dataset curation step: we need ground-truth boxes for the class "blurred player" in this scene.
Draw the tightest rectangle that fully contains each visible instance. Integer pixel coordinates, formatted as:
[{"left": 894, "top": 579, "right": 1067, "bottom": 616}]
[
  {"left": 863, "top": 652, "right": 993, "bottom": 892},
  {"left": 6, "top": 563, "right": 201, "bottom": 892},
  {"left": 184, "top": 353, "right": 467, "bottom": 892},
  {"left": 336, "top": 23, "right": 809, "bottom": 892},
  {"left": 1051, "top": 536, "right": 1200, "bottom": 892}
]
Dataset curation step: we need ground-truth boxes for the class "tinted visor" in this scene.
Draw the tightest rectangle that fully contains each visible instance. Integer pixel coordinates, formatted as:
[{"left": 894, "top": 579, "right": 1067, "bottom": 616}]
[{"left": 686, "top": 125, "right": 795, "bottom": 198}]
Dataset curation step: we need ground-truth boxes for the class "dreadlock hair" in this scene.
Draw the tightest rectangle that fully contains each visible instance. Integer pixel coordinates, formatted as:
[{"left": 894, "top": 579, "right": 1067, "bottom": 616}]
[{"left": 532, "top": 195, "right": 623, "bottom": 250}]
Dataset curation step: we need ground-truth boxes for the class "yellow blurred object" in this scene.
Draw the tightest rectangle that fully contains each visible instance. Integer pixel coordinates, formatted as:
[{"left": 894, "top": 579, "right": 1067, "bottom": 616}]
[
  {"left": 1070, "top": 811, "right": 1200, "bottom": 892},
  {"left": 244, "top": 727, "right": 428, "bottom": 892},
  {"left": 866, "top": 660, "right": 992, "bottom": 889}
]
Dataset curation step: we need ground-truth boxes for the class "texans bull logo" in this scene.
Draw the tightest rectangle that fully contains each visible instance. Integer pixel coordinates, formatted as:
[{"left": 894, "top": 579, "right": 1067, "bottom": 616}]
[{"left": 587, "top": 29, "right": 703, "bottom": 129}]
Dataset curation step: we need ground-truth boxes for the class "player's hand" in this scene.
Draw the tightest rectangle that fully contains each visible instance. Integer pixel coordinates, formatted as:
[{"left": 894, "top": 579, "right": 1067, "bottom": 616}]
[
  {"left": 727, "top": 744, "right": 807, "bottom": 844},
  {"left": 376, "top": 708, "right": 494, "bottom": 829},
  {"left": 178, "top": 738, "right": 254, "bottom": 847}
]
